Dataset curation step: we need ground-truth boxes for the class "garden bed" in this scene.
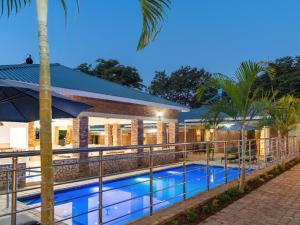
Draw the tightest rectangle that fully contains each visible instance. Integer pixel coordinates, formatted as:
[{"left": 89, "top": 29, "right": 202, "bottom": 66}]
[{"left": 165, "top": 158, "right": 300, "bottom": 225}]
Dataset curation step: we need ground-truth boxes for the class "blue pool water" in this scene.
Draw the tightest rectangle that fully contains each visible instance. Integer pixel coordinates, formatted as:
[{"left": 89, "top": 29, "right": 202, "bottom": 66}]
[{"left": 20, "top": 164, "right": 248, "bottom": 225}]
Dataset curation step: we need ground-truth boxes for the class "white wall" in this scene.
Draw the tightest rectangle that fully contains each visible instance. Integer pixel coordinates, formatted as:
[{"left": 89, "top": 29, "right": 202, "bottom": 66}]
[{"left": 0, "top": 122, "right": 28, "bottom": 149}]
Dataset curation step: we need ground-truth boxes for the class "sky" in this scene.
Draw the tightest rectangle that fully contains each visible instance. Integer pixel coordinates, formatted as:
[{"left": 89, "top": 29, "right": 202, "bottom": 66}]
[{"left": 1, "top": 0, "right": 300, "bottom": 85}]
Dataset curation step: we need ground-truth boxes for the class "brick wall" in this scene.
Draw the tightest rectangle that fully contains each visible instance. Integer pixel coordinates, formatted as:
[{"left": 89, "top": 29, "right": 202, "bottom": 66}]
[{"left": 68, "top": 96, "right": 179, "bottom": 119}]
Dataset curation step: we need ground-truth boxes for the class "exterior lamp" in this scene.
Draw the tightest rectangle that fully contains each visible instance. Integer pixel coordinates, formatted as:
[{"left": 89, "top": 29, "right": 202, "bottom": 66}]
[{"left": 156, "top": 111, "right": 163, "bottom": 120}]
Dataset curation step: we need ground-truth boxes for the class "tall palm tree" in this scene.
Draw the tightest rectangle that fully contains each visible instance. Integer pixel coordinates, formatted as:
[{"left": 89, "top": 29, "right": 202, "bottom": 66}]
[
  {"left": 212, "top": 61, "right": 264, "bottom": 192},
  {"left": 2, "top": 1, "right": 170, "bottom": 224}
]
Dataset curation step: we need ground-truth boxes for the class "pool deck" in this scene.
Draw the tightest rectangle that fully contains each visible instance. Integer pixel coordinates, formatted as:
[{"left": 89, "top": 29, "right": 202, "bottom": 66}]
[{"left": 199, "top": 163, "right": 300, "bottom": 225}]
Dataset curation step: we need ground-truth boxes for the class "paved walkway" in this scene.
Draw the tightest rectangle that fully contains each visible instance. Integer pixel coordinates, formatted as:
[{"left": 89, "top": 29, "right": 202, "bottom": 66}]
[{"left": 199, "top": 164, "right": 300, "bottom": 225}]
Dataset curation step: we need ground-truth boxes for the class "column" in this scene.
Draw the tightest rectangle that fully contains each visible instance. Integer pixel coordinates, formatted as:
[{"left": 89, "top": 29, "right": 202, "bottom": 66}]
[
  {"left": 104, "top": 124, "right": 113, "bottom": 146},
  {"left": 168, "top": 122, "right": 179, "bottom": 144},
  {"left": 28, "top": 122, "right": 35, "bottom": 150},
  {"left": 260, "top": 126, "right": 270, "bottom": 161},
  {"left": 131, "top": 120, "right": 144, "bottom": 167},
  {"left": 131, "top": 120, "right": 144, "bottom": 145},
  {"left": 157, "top": 121, "right": 166, "bottom": 144},
  {"left": 112, "top": 123, "right": 122, "bottom": 146},
  {"left": 73, "top": 117, "right": 89, "bottom": 176},
  {"left": 168, "top": 122, "right": 179, "bottom": 160}
]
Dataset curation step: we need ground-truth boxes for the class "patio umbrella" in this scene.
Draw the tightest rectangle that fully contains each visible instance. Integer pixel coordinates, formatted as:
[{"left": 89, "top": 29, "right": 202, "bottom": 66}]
[
  {"left": 0, "top": 79, "right": 91, "bottom": 122},
  {"left": 219, "top": 123, "right": 257, "bottom": 131}
]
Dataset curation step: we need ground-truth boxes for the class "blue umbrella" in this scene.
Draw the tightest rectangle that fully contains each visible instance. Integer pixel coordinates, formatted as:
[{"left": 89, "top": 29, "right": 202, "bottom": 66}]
[
  {"left": 219, "top": 123, "right": 257, "bottom": 131},
  {"left": 0, "top": 79, "right": 91, "bottom": 122}
]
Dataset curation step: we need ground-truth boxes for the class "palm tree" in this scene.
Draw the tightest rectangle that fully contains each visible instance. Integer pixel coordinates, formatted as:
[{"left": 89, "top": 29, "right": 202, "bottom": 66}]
[
  {"left": 211, "top": 61, "right": 264, "bottom": 192},
  {"left": 2, "top": 1, "right": 170, "bottom": 224},
  {"left": 263, "top": 95, "right": 300, "bottom": 163}
]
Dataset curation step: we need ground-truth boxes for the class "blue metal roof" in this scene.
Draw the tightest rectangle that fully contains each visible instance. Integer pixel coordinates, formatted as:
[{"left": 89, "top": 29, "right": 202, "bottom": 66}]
[
  {"left": 0, "top": 63, "right": 187, "bottom": 110},
  {"left": 178, "top": 107, "right": 209, "bottom": 123}
]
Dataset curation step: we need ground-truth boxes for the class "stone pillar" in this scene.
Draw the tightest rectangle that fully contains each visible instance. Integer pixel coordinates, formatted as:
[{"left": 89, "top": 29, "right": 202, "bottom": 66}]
[
  {"left": 73, "top": 117, "right": 89, "bottom": 177},
  {"left": 157, "top": 121, "right": 166, "bottom": 144},
  {"left": 260, "top": 126, "right": 271, "bottom": 160},
  {"left": 168, "top": 122, "right": 179, "bottom": 144},
  {"left": 28, "top": 122, "right": 35, "bottom": 150},
  {"left": 112, "top": 123, "right": 122, "bottom": 146},
  {"left": 168, "top": 122, "right": 180, "bottom": 161},
  {"left": 131, "top": 120, "right": 144, "bottom": 167},
  {"left": 54, "top": 127, "right": 59, "bottom": 145},
  {"left": 104, "top": 124, "right": 113, "bottom": 146},
  {"left": 131, "top": 120, "right": 144, "bottom": 145}
]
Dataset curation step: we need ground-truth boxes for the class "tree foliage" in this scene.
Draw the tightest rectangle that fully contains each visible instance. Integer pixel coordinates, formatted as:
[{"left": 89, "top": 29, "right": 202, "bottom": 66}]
[
  {"left": 148, "top": 66, "right": 215, "bottom": 107},
  {"left": 76, "top": 59, "right": 145, "bottom": 90},
  {"left": 208, "top": 61, "right": 264, "bottom": 192},
  {"left": 255, "top": 56, "right": 300, "bottom": 98},
  {"left": 262, "top": 95, "right": 300, "bottom": 136}
]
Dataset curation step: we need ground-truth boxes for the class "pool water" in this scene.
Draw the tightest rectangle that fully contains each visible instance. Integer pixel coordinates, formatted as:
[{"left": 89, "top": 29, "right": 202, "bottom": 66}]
[{"left": 20, "top": 164, "right": 248, "bottom": 225}]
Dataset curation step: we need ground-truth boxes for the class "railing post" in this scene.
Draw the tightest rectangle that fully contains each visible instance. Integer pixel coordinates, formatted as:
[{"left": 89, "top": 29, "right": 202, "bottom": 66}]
[
  {"left": 269, "top": 138, "right": 272, "bottom": 163},
  {"left": 249, "top": 140, "right": 252, "bottom": 168},
  {"left": 276, "top": 137, "right": 280, "bottom": 162},
  {"left": 206, "top": 142, "right": 210, "bottom": 191},
  {"left": 6, "top": 170, "right": 9, "bottom": 209},
  {"left": 149, "top": 147, "right": 154, "bottom": 215},
  {"left": 183, "top": 143, "right": 187, "bottom": 200},
  {"left": 237, "top": 140, "right": 241, "bottom": 178},
  {"left": 11, "top": 157, "right": 17, "bottom": 225},
  {"left": 98, "top": 151, "right": 103, "bottom": 225},
  {"left": 224, "top": 142, "right": 228, "bottom": 184}
]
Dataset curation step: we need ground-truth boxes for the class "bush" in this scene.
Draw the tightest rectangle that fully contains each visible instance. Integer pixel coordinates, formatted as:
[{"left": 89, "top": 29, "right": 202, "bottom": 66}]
[
  {"left": 211, "top": 199, "right": 219, "bottom": 211},
  {"left": 227, "top": 186, "right": 239, "bottom": 198},
  {"left": 170, "top": 220, "right": 180, "bottom": 225},
  {"left": 202, "top": 204, "right": 210, "bottom": 214},
  {"left": 185, "top": 209, "right": 197, "bottom": 222},
  {"left": 217, "top": 193, "right": 231, "bottom": 204}
]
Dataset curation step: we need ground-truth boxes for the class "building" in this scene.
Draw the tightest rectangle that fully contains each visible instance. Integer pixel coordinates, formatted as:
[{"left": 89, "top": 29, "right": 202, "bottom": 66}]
[{"left": 0, "top": 63, "right": 189, "bottom": 155}]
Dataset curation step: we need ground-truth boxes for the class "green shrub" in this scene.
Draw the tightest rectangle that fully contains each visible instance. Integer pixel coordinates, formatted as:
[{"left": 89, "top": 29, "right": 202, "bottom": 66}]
[
  {"left": 211, "top": 199, "right": 219, "bottom": 211},
  {"left": 217, "top": 193, "right": 231, "bottom": 204},
  {"left": 244, "top": 185, "right": 251, "bottom": 192},
  {"left": 202, "top": 204, "right": 210, "bottom": 214},
  {"left": 170, "top": 220, "right": 180, "bottom": 225},
  {"left": 185, "top": 209, "right": 197, "bottom": 222},
  {"left": 227, "top": 186, "right": 239, "bottom": 198}
]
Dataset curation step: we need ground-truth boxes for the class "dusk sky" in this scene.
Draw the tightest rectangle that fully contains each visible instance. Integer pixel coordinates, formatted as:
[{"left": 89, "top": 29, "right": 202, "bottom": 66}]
[{"left": 1, "top": 0, "right": 300, "bottom": 84}]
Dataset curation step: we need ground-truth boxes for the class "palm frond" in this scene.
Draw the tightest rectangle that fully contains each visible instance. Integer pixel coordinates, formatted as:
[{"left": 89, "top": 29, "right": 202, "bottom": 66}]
[
  {"left": 137, "top": 0, "right": 170, "bottom": 50},
  {"left": 1, "top": 0, "right": 30, "bottom": 16}
]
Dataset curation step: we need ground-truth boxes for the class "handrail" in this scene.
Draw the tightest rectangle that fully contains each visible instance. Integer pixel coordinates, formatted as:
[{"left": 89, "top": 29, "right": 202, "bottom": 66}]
[
  {"left": 0, "top": 136, "right": 296, "bottom": 158},
  {"left": 0, "top": 136, "right": 297, "bottom": 225}
]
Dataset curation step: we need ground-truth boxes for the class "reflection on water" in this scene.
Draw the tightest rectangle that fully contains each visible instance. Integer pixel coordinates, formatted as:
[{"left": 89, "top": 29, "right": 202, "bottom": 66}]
[{"left": 21, "top": 164, "right": 247, "bottom": 225}]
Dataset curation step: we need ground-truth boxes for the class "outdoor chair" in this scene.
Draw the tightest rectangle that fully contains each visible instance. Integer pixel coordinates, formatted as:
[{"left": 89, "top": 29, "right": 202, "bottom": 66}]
[{"left": 221, "top": 146, "right": 239, "bottom": 163}]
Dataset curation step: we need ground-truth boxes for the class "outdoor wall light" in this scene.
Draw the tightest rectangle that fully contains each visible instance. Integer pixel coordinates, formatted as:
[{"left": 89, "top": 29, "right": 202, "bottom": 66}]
[{"left": 156, "top": 111, "right": 164, "bottom": 118}]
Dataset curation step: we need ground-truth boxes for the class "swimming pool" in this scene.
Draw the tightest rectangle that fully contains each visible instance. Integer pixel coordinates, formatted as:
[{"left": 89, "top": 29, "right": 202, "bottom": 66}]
[{"left": 20, "top": 164, "right": 248, "bottom": 225}]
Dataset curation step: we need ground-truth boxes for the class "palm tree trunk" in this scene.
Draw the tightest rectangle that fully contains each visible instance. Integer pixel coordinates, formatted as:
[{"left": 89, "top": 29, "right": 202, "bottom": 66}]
[
  {"left": 239, "top": 125, "right": 246, "bottom": 193},
  {"left": 278, "top": 131, "right": 285, "bottom": 167},
  {"left": 211, "top": 130, "right": 216, "bottom": 160},
  {"left": 36, "top": 0, "right": 54, "bottom": 224}
]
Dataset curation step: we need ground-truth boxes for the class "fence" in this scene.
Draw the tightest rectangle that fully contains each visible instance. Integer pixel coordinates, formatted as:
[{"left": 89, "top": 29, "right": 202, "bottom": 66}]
[{"left": 0, "top": 136, "right": 298, "bottom": 225}]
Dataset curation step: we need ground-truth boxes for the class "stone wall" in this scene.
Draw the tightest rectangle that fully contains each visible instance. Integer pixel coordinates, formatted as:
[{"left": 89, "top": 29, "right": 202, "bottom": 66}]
[
  {"left": 53, "top": 150, "right": 177, "bottom": 182},
  {"left": 0, "top": 163, "right": 26, "bottom": 190}
]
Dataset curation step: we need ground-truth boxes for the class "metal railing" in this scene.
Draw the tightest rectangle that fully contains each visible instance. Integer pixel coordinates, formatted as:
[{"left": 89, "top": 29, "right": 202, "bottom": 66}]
[{"left": 0, "top": 136, "right": 298, "bottom": 225}]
